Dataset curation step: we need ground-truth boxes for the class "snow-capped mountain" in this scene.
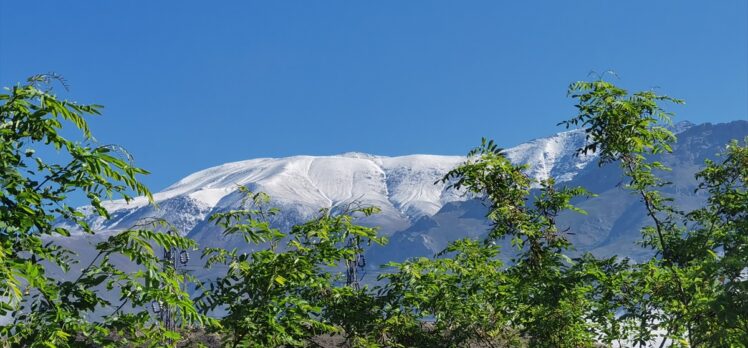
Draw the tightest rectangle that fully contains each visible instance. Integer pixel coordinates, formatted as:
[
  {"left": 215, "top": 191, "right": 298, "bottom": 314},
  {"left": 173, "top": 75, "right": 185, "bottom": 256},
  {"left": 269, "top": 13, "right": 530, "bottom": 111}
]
[
  {"left": 68, "top": 119, "right": 740, "bottom": 267},
  {"left": 371, "top": 120, "right": 748, "bottom": 264},
  {"left": 77, "top": 128, "right": 598, "bottom": 238}
]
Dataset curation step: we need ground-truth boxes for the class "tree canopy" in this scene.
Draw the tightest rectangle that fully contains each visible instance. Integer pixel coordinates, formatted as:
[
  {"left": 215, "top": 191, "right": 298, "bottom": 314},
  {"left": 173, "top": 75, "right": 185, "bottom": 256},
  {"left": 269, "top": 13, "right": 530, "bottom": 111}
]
[{"left": 1, "top": 75, "right": 745, "bottom": 347}]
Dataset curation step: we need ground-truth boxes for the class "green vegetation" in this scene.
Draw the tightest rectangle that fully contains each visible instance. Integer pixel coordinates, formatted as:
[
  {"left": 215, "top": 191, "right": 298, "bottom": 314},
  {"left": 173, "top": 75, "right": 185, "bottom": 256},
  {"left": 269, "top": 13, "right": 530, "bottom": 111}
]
[
  {"left": 1, "top": 75, "right": 746, "bottom": 347},
  {"left": 196, "top": 189, "right": 384, "bottom": 347},
  {"left": 0, "top": 75, "right": 210, "bottom": 347}
]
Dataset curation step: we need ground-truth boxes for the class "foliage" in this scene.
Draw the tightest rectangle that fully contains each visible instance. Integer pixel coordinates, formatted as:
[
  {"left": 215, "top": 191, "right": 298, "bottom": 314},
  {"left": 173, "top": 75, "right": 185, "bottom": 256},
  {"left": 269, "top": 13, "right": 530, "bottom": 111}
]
[
  {"left": 561, "top": 78, "right": 693, "bottom": 346},
  {"left": 683, "top": 138, "right": 748, "bottom": 345},
  {"left": 562, "top": 78, "right": 748, "bottom": 346},
  {"left": 358, "top": 78, "right": 747, "bottom": 347},
  {"left": 0, "top": 76, "right": 206, "bottom": 347},
  {"left": 372, "top": 239, "right": 520, "bottom": 348},
  {"left": 196, "top": 188, "right": 386, "bottom": 347},
  {"left": 442, "top": 139, "right": 601, "bottom": 347},
  {"left": 3, "top": 75, "right": 747, "bottom": 347}
]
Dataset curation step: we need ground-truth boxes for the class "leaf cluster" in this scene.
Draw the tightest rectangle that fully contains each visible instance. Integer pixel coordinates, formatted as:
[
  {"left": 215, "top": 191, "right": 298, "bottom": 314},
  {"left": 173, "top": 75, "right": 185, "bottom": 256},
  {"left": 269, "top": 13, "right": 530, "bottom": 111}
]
[{"left": 0, "top": 78, "right": 208, "bottom": 347}]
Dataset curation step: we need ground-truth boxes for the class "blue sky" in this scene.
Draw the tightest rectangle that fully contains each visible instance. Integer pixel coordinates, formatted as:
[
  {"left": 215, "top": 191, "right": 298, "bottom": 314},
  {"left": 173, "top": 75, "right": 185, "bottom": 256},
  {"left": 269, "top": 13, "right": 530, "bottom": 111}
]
[{"left": 1, "top": 1, "right": 746, "bottom": 192}]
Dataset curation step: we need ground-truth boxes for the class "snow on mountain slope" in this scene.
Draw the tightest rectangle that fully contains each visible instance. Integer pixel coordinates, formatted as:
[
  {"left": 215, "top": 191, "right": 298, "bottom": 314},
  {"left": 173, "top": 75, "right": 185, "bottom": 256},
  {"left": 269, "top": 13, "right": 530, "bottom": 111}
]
[
  {"left": 377, "top": 155, "right": 472, "bottom": 217},
  {"left": 77, "top": 129, "right": 595, "bottom": 235},
  {"left": 503, "top": 129, "right": 595, "bottom": 182}
]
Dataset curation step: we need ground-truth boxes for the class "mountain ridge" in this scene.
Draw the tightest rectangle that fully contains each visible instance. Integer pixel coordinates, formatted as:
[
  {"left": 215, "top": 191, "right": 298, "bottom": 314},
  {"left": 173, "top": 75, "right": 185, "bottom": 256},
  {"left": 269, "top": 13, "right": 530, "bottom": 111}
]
[
  {"left": 74, "top": 127, "right": 604, "bottom": 237},
  {"left": 371, "top": 120, "right": 746, "bottom": 264},
  {"left": 64, "top": 119, "right": 748, "bottom": 268}
]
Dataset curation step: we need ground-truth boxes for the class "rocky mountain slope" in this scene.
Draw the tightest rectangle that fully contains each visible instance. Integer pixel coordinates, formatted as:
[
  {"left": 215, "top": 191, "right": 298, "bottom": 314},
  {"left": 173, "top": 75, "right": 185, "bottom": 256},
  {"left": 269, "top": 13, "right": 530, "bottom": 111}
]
[
  {"left": 66, "top": 120, "right": 748, "bottom": 267},
  {"left": 372, "top": 120, "right": 748, "bottom": 264}
]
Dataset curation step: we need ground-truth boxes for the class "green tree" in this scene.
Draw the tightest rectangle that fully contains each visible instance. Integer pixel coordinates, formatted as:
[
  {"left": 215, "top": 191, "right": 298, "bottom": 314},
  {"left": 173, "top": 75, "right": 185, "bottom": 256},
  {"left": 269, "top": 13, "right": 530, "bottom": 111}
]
[
  {"left": 441, "top": 139, "right": 600, "bottom": 347},
  {"left": 196, "top": 189, "right": 386, "bottom": 347},
  {"left": 352, "top": 139, "right": 603, "bottom": 348},
  {"left": 561, "top": 78, "right": 705, "bottom": 346},
  {"left": 372, "top": 238, "right": 520, "bottom": 348},
  {"left": 6, "top": 74, "right": 744, "bottom": 347},
  {"left": 683, "top": 138, "right": 748, "bottom": 345},
  {"left": 561, "top": 78, "right": 748, "bottom": 346},
  {"left": 0, "top": 76, "right": 206, "bottom": 347}
]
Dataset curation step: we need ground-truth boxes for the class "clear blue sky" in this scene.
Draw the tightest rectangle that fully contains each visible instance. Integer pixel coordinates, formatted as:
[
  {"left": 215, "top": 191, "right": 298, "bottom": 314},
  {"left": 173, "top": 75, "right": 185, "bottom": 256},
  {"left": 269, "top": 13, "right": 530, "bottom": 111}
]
[{"left": 1, "top": 1, "right": 746, "bottom": 192}]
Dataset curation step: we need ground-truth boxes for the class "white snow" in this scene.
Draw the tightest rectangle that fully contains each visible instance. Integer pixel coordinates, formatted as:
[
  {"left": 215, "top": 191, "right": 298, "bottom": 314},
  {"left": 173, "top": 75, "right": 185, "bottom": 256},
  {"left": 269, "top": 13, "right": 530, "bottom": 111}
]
[
  {"left": 188, "top": 188, "right": 235, "bottom": 207},
  {"left": 504, "top": 129, "right": 596, "bottom": 183},
  {"left": 85, "top": 129, "right": 596, "bottom": 232}
]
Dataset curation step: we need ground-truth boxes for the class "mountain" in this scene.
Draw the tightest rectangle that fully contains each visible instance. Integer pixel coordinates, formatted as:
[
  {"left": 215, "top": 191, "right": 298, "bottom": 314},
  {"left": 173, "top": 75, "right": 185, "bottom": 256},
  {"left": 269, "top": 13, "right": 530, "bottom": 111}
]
[
  {"left": 66, "top": 120, "right": 748, "bottom": 268},
  {"left": 70, "top": 127, "right": 598, "bottom": 238},
  {"left": 373, "top": 120, "right": 747, "bottom": 264}
]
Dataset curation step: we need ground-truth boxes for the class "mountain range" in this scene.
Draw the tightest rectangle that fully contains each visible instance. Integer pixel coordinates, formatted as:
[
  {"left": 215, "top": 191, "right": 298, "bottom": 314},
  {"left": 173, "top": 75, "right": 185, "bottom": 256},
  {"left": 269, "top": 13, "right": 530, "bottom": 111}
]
[{"left": 63, "top": 120, "right": 747, "bottom": 269}]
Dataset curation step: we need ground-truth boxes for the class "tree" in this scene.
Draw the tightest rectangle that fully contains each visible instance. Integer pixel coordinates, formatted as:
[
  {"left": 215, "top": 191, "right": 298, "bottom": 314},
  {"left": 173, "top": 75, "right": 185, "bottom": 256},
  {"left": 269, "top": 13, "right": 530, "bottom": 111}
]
[
  {"left": 346, "top": 139, "right": 602, "bottom": 348},
  {"left": 5, "top": 74, "right": 743, "bottom": 347},
  {"left": 0, "top": 75, "right": 206, "bottom": 347},
  {"left": 372, "top": 239, "right": 520, "bottom": 348},
  {"left": 562, "top": 78, "right": 748, "bottom": 346},
  {"left": 441, "top": 139, "right": 600, "bottom": 347},
  {"left": 196, "top": 188, "right": 385, "bottom": 347},
  {"left": 366, "top": 77, "right": 747, "bottom": 347},
  {"left": 684, "top": 138, "right": 748, "bottom": 345}
]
